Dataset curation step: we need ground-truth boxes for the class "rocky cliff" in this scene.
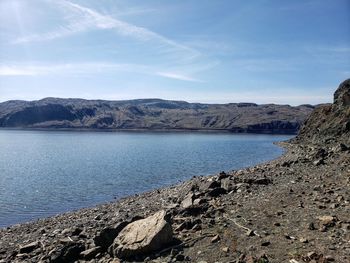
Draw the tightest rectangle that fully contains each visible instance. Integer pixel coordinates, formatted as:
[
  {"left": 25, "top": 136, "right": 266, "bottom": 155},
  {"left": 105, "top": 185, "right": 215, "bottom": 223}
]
[
  {"left": 0, "top": 98, "right": 314, "bottom": 134},
  {"left": 295, "top": 79, "right": 350, "bottom": 145}
]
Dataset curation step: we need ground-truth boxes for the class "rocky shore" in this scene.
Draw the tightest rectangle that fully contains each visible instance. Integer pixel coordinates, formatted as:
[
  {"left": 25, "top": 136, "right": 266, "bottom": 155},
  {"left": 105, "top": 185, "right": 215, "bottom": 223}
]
[{"left": 0, "top": 80, "right": 349, "bottom": 263}]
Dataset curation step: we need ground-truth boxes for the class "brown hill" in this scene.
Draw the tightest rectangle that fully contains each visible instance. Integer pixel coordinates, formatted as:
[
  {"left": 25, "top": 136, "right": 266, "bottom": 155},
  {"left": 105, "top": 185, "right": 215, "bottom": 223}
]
[{"left": 0, "top": 98, "right": 314, "bottom": 134}]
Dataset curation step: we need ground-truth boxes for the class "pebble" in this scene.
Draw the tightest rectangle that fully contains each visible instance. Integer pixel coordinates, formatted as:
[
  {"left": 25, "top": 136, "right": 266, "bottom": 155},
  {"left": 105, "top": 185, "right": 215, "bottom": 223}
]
[{"left": 211, "top": 235, "right": 220, "bottom": 243}]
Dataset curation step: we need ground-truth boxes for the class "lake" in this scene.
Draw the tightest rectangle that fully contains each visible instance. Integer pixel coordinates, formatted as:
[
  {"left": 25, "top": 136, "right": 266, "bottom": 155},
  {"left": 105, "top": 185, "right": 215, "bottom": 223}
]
[{"left": 0, "top": 130, "right": 292, "bottom": 227}]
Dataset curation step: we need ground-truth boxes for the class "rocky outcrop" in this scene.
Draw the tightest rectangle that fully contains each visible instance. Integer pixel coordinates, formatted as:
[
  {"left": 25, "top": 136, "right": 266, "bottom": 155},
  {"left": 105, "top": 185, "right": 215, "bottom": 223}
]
[
  {"left": 295, "top": 79, "right": 350, "bottom": 146},
  {"left": 109, "top": 210, "right": 173, "bottom": 259},
  {"left": 0, "top": 98, "right": 314, "bottom": 134}
]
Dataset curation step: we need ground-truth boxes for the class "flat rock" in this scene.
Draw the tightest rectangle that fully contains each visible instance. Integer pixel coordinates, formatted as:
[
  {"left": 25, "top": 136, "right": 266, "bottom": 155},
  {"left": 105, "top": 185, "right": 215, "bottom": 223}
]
[
  {"left": 110, "top": 210, "right": 173, "bottom": 259},
  {"left": 80, "top": 246, "right": 101, "bottom": 260},
  {"left": 181, "top": 193, "right": 194, "bottom": 208},
  {"left": 19, "top": 241, "right": 39, "bottom": 254}
]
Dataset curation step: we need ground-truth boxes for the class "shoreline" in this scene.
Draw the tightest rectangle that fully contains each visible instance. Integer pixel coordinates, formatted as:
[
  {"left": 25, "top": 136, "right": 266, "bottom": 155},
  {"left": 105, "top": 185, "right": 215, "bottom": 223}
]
[
  {"left": 0, "top": 127, "right": 298, "bottom": 135},
  {"left": 1, "top": 139, "right": 348, "bottom": 262}
]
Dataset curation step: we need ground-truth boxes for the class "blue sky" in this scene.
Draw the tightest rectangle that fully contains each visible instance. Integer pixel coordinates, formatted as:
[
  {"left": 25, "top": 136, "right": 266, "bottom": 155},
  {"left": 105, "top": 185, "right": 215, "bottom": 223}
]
[{"left": 0, "top": 0, "right": 349, "bottom": 105}]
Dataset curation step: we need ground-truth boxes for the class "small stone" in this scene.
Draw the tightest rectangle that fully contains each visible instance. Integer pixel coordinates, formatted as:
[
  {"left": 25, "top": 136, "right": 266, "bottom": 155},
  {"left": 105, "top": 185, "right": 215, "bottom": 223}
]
[
  {"left": 324, "top": 255, "right": 335, "bottom": 261},
  {"left": 80, "top": 246, "right": 101, "bottom": 260},
  {"left": 181, "top": 193, "right": 194, "bottom": 208},
  {"left": 61, "top": 228, "right": 71, "bottom": 235},
  {"left": 222, "top": 247, "right": 229, "bottom": 253},
  {"left": 211, "top": 234, "right": 220, "bottom": 243},
  {"left": 253, "top": 178, "right": 272, "bottom": 185},
  {"left": 175, "top": 254, "right": 185, "bottom": 261},
  {"left": 246, "top": 229, "right": 255, "bottom": 236},
  {"left": 221, "top": 177, "right": 236, "bottom": 192},
  {"left": 207, "top": 187, "right": 227, "bottom": 197},
  {"left": 59, "top": 238, "right": 74, "bottom": 245},
  {"left": 313, "top": 159, "right": 324, "bottom": 166},
  {"left": 308, "top": 222, "right": 316, "bottom": 230},
  {"left": 330, "top": 203, "right": 339, "bottom": 209},
  {"left": 193, "top": 198, "right": 206, "bottom": 206},
  {"left": 318, "top": 215, "right": 337, "bottom": 227},
  {"left": 218, "top": 171, "right": 229, "bottom": 180},
  {"left": 299, "top": 237, "right": 309, "bottom": 243},
  {"left": 61, "top": 227, "right": 82, "bottom": 236},
  {"left": 19, "top": 241, "right": 39, "bottom": 254},
  {"left": 307, "top": 251, "right": 317, "bottom": 259},
  {"left": 261, "top": 241, "right": 271, "bottom": 246},
  {"left": 79, "top": 231, "right": 88, "bottom": 238},
  {"left": 16, "top": 253, "right": 28, "bottom": 259},
  {"left": 285, "top": 234, "right": 295, "bottom": 240},
  {"left": 192, "top": 224, "right": 201, "bottom": 231},
  {"left": 170, "top": 248, "right": 179, "bottom": 256},
  {"left": 52, "top": 229, "right": 61, "bottom": 235},
  {"left": 257, "top": 254, "right": 270, "bottom": 263}
]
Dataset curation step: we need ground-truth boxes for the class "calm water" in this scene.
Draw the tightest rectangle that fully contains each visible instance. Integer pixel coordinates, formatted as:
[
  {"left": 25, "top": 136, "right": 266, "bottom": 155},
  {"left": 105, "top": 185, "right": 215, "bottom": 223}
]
[{"left": 0, "top": 130, "right": 292, "bottom": 227}]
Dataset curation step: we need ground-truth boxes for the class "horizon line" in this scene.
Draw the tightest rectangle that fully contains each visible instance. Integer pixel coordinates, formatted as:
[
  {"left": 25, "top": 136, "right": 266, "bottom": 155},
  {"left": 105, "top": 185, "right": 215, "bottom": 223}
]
[{"left": 0, "top": 96, "right": 328, "bottom": 107}]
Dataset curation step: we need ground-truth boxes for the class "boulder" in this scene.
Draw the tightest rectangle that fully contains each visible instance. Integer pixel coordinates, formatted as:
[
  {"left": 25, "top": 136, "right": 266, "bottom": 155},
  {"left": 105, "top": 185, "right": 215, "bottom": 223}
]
[
  {"left": 334, "top": 79, "right": 350, "bottom": 107},
  {"left": 110, "top": 210, "right": 173, "bottom": 258}
]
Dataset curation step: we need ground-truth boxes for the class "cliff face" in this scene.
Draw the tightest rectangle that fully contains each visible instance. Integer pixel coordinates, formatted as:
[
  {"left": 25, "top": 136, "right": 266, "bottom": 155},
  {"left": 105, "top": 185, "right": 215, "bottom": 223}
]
[
  {"left": 0, "top": 98, "right": 314, "bottom": 134},
  {"left": 295, "top": 79, "right": 350, "bottom": 145}
]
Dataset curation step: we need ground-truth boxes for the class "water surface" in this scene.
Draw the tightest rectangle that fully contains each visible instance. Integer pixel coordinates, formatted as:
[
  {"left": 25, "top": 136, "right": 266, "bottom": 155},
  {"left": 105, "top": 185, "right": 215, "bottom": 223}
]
[{"left": 0, "top": 130, "right": 292, "bottom": 227}]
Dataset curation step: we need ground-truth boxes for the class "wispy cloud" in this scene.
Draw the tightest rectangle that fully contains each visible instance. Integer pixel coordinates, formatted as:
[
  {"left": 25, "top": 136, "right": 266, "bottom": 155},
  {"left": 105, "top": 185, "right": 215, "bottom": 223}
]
[
  {"left": 13, "top": 0, "right": 200, "bottom": 59},
  {"left": 156, "top": 72, "right": 203, "bottom": 82},
  {"left": 110, "top": 7, "right": 157, "bottom": 17},
  {"left": 0, "top": 62, "right": 201, "bottom": 82}
]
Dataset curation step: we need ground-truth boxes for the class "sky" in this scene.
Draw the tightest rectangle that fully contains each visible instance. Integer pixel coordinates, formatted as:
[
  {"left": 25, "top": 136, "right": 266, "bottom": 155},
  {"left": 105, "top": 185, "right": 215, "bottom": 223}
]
[{"left": 0, "top": 0, "right": 349, "bottom": 105}]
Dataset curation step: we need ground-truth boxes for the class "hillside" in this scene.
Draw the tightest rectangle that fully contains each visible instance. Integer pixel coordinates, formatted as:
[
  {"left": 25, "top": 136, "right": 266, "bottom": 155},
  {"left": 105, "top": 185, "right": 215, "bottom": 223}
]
[
  {"left": 294, "top": 79, "right": 350, "bottom": 145},
  {"left": 0, "top": 98, "right": 314, "bottom": 134}
]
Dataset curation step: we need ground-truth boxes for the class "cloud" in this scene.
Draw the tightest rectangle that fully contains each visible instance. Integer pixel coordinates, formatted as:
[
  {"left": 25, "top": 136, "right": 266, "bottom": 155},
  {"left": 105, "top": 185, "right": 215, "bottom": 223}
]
[
  {"left": 13, "top": 1, "right": 200, "bottom": 58},
  {"left": 156, "top": 72, "right": 203, "bottom": 82},
  {"left": 0, "top": 66, "right": 39, "bottom": 76},
  {"left": 0, "top": 62, "right": 202, "bottom": 82}
]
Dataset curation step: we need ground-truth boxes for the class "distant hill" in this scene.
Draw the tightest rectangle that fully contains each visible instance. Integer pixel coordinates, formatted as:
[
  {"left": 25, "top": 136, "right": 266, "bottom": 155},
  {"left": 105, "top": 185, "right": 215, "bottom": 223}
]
[{"left": 0, "top": 97, "right": 316, "bottom": 134}]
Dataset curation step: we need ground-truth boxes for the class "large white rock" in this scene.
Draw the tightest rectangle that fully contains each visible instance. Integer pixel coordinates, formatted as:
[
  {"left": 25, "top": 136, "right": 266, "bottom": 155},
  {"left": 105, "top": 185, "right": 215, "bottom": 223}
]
[{"left": 110, "top": 210, "right": 173, "bottom": 258}]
